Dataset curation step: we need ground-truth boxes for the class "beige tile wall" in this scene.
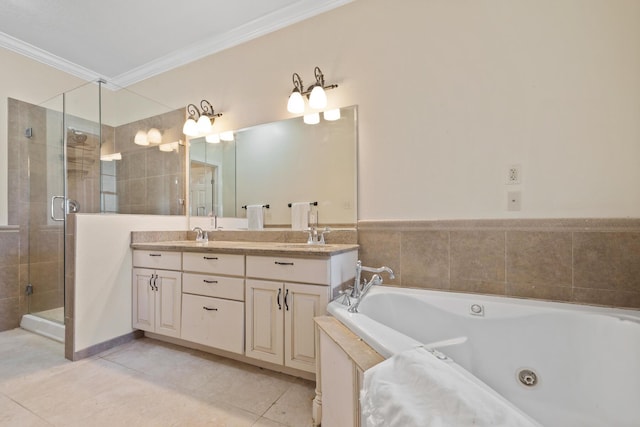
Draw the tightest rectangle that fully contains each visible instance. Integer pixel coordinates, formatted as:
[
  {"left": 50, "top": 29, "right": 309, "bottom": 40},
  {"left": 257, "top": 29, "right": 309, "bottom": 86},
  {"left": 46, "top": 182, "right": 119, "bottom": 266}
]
[
  {"left": 0, "top": 229, "right": 20, "bottom": 331},
  {"left": 357, "top": 219, "right": 640, "bottom": 309}
]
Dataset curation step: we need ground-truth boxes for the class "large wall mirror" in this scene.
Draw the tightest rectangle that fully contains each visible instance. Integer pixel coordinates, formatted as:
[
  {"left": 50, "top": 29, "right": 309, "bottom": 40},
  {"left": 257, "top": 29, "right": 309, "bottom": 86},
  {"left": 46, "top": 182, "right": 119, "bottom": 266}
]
[{"left": 189, "top": 105, "right": 357, "bottom": 227}]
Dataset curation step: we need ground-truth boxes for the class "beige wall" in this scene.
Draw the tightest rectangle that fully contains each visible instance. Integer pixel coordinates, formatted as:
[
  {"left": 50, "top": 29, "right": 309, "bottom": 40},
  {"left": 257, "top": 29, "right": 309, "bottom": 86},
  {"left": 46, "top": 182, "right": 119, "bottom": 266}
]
[
  {"left": 128, "top": 0, "right": 640, "bottom": 221},
  {"left": 2, "top": 1, "right": 640, "bottom": 223}
]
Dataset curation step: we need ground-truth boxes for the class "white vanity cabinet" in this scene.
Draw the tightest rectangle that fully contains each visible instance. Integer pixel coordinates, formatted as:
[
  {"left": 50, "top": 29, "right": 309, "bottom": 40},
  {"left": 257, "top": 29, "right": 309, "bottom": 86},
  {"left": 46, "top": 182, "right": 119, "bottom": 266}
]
[
  {"left": 245, "top": 253, "right": 356, "bottom": 373},
  {"left": 132, "top": 250, "right": 182, "bottom": 338},
  {"left": 180, "top": 252, "right": 245, "bottom": 354}
]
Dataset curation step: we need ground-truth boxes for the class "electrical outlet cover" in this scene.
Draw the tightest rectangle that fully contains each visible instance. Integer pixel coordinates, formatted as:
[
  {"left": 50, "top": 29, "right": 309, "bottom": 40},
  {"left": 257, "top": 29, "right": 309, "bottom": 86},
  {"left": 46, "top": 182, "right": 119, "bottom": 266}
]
[{"left": 507, "top": 164, "right": 521, "bottom": 185}]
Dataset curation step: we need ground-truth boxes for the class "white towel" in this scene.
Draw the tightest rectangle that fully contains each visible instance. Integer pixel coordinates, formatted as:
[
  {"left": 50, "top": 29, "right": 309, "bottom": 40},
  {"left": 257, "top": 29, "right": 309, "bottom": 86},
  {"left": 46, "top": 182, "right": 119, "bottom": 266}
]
[
  {"left": 361, "top": 347, "right": 540, "bottom": 427},
  {"left": 246, "top": 205, "right": 263, "bottom": 230},
  {"left": 291, "top": 202, "right": 311, "bottom": 230}
]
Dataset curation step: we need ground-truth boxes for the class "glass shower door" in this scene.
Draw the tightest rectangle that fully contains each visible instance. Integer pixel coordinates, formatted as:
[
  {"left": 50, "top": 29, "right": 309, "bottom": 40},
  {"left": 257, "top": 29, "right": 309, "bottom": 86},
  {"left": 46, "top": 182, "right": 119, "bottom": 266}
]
[{"left": 27, "top": 81, "right": 101, "bottom": 324}]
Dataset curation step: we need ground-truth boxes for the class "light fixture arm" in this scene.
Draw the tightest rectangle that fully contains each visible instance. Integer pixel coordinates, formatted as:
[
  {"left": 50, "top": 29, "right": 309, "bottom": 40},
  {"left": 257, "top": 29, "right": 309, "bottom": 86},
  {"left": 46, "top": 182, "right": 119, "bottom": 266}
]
[
  {"left": 292, "top": 73, "right": 304, "bottom": 93},
  {"left": 186, "top": 103, "right": 200, "bottom": 120},
  {"left": 200, "top": 99, "right": 223, "bottom": 119},
  {"left": 298, "top": 67, "right": 338, "bottom": 97}
]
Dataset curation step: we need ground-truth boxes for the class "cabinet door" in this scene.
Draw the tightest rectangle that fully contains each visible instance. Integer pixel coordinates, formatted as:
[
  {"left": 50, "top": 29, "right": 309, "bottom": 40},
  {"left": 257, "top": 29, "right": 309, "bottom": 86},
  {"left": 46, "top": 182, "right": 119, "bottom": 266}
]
[
  {"left": 155, "top": 270, "right": 182, "bottom": 338},
  {"left": 132, "top": 268, "right": 155, "bottom": 331},
  {"left": 181, "top": 294, "right": 244, "bottom": 354},
  {"left": 284, "top": 282, "right": 328, "bottom": 372},
  {"left": 245, "top": 279, "right": 284, "bottom": 365}
]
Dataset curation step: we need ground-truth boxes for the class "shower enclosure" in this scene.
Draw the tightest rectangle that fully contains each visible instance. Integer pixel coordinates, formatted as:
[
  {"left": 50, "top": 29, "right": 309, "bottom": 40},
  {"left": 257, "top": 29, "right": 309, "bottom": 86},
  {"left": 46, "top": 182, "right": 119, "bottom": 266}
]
[{"left": 10, "top": 80, "right": 185, "bottom": 340}]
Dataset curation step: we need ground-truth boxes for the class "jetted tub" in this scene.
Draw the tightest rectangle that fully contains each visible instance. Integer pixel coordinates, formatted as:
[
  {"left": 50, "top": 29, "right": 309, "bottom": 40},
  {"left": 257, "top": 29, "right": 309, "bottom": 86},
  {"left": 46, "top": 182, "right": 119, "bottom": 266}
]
[{"left": 328, "top": 286, "right": 640, "bottom": 427}]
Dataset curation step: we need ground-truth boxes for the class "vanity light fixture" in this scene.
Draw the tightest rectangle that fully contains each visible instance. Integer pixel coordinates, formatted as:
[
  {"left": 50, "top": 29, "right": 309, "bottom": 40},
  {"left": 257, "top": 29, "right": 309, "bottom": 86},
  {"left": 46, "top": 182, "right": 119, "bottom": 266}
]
[
  {"left": 182, "top": 100, "right": 223, "bottom": 137},
  {"left": 286, "top": 66, "right": 338, "bottom": 113}
]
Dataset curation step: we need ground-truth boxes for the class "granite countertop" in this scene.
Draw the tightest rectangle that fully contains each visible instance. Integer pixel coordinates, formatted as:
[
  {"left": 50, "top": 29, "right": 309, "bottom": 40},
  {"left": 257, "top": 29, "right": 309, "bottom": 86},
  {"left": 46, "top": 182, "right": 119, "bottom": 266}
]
[{"left": 131, "top": 240, "right": 359, "bottom": 258}]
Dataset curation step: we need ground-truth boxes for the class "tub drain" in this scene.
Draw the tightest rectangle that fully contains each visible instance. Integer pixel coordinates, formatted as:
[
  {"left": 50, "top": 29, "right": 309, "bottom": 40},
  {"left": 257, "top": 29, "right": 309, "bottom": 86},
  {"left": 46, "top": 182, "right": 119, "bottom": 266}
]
[{"left": 518, "top": 369, "right": 538, "bottom": 387}]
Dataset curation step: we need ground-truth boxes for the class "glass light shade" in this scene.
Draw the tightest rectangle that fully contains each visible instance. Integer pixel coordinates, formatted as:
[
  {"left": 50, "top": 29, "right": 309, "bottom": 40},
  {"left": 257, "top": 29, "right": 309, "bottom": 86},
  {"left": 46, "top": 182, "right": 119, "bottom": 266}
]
[
  {"left": 303, "top": 113, "right": 320, "bottom": 125},
  {"left": 197, "top": 115, "right": 213, "bottom": 134},
  {"left": 287, "top": 90, "right": 305, "bottom": 114},
  {"left": 159, "top": 142, "right": 176, "bottom": 152},
  {"left": 323, "top": 108, "right": 341, "bottom": 121},
  {"left": 206, "top": 133, "right": 221, "bottom": 144},
  {"left": 308, "top": 85, "right": 327, "bottom": 109},
  {"left": 147, "top": 128, "right": 162, "bottom": 144},
  {"left": 182, "top": 118, "right": 199, "bottom": 136},
  {"left": 220, "top": 131, "right": 234, "bottom": 141},
  {"left": 100, "top": 152, "right": 122, "bottom": 161},
  {"left": 134, "top": 130, "right": 149, "bottom": 146}
]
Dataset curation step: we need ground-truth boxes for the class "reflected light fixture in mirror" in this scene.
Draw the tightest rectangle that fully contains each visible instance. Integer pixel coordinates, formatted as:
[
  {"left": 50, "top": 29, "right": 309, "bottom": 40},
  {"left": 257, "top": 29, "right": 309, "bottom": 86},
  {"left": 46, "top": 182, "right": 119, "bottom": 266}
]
[
  {"left": 206, "top": 133, "right": 221, "bottom": 144},
  {"left": 147, "top": 128, "right": 162, "bottom": 144},
  {"left": 220, "top": 131, "right": 234, "bottom": 141},
  {"left": 303, "top": 113, "right": 320, "bottom": 125},
  {"left": 286, "top": 66, "right": 338, "bottom": 113},
  {"left": 323, "top": 108, "right": 341, "bottom": 121},
  {"left": 134, "top": 130, "right": 149, "bottom": 146},
  {"left": 183, "top": 100, "right": 223, "bottom": 137},
  {"left": 100, "top": 152, "right": 122, "bottom": 161}
]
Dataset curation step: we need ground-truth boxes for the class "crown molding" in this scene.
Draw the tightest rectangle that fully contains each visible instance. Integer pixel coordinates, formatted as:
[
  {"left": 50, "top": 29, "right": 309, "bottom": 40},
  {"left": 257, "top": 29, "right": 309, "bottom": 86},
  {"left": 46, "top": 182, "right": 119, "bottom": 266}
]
[
  {"left": 0, "top": 31, "right": 103, "bottom": 83},
  {"left": 1, "top": 0, "right": 353, "bottom": 90}
]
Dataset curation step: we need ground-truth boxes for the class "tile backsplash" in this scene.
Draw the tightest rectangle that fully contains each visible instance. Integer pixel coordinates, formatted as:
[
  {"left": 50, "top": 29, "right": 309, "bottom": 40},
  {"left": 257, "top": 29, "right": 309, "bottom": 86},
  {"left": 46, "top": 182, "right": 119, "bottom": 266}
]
[{"left": 357, "top": 219, "right": 640, "bottom": 309}]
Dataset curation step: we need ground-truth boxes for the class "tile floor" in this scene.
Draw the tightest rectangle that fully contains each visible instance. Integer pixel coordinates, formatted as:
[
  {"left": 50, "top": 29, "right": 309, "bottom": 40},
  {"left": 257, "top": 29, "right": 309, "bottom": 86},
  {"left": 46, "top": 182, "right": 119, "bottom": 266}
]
[{"left": 0, "top": 329, "right": 316, "bottom": 426}]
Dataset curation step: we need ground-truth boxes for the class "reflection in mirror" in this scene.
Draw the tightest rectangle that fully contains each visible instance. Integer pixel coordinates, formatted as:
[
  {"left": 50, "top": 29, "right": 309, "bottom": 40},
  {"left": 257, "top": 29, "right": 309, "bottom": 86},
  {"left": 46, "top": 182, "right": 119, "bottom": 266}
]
[
  {"left": 189, "top": 105, "right": 357, "bottom": 227},
  {"left": 189, "top": 138, "right": 236, "bottom": 217}
]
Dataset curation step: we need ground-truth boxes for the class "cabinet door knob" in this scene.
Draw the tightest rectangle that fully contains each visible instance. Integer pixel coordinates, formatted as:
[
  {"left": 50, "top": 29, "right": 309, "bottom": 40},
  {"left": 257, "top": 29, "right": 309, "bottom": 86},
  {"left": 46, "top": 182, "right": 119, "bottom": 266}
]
[
  {"left": 277, "top": 288, "right": 282, "bottom": 310},
  {"left": 203, "top": 279, "right": 218, "bottom": 284},
  {"left": 202, "top": 306, "right": 218, "bottom": 311},
  {"left": 274, "top": 261, "right": 294, "bottom": 266}
]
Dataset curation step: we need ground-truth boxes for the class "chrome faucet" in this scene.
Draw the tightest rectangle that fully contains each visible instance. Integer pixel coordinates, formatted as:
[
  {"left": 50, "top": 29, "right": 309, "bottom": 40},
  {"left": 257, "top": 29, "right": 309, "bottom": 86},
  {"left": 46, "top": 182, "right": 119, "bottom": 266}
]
[
  {"left": 306, "top": 225, "right": 331, "bottom": 245},
  {"left": 192, "top": 227, "right": 208, "bottom": 242},
  {"left": 348, "top": 262, "right": 394, "bottom": 313}
]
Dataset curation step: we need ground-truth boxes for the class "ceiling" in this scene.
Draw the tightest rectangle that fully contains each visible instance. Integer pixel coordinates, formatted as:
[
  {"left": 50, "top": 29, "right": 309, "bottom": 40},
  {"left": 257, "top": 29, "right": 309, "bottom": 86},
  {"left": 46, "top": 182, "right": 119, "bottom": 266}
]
[{"left": 0, "top": 0, "right": 351, "bottom": 88}]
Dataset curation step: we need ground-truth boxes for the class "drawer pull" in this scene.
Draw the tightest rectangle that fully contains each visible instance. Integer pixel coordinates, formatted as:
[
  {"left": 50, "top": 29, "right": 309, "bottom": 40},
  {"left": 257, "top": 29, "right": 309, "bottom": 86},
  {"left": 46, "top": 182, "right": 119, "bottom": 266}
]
[
  {"left": 203, "top": 256, "right": 218, "bottom": 260},
  {"left": 202, "top": 306, "right": 218, "bottom": 311},
  {"left": 274, "top": 261, "right": 294, "bottom": 266},
  {"left": 149, "top": 253, "right": 162, "bottom": 257},
  {"left": 203, "top": 279, "right": 218, "bottom": 284}
]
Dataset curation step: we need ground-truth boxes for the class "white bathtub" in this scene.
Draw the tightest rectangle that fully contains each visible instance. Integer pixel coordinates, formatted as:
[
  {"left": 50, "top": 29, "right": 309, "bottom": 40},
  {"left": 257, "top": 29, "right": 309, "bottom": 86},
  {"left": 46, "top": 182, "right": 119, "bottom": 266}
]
[{"left": 328, "top": 286, "right": 640, "bottom": 427}]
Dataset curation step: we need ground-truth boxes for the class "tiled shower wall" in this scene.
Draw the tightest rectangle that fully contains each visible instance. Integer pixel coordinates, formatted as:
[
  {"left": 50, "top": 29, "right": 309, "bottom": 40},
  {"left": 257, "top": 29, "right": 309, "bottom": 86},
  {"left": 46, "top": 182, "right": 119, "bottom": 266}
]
[{"left": 358, "top": 219, "right": 640, "bottom": 309}]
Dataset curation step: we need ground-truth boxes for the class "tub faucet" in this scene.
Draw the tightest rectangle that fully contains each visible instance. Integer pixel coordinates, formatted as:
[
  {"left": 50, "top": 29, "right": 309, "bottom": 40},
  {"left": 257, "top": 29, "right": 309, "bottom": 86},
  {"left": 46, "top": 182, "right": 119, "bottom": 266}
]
[{"left": 348, "top": 262, "right": 394, "bottom": 313}]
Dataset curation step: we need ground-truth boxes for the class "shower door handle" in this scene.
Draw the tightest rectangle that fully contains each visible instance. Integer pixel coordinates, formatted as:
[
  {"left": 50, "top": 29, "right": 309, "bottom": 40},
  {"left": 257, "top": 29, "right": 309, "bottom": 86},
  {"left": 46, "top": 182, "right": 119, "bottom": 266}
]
[{"left": 50, "top": 196, "right": 65, "bottom": 221}]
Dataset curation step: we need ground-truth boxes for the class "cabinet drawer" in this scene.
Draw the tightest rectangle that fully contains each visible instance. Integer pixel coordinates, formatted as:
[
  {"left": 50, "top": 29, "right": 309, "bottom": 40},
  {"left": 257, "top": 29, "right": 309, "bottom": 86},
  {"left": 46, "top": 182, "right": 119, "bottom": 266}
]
[
  {"left": 133, "top": 250, "right": 181, "bottom": 270},
  {"left": 246, "top": 255, "right": 330, "bottom": 285},
  {"left": 181, "top": 294, "right": 244, "bottom": 354},
  {"left": 183, "top": 252, "right": 245, "bottom": 276},
  {"left": 183, "top": 273, "right": 244, "bottom": 301}
]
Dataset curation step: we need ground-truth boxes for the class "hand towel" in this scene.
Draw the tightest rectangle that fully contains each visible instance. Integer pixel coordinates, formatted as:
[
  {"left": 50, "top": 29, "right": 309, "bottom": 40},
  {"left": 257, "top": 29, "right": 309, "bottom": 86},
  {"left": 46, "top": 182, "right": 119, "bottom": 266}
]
[
  {"left": 246, "top": 205, "right": 264, "bottom": 230},
  {"left": 291, "top": 202, "right": 311, "bottom": 230}
]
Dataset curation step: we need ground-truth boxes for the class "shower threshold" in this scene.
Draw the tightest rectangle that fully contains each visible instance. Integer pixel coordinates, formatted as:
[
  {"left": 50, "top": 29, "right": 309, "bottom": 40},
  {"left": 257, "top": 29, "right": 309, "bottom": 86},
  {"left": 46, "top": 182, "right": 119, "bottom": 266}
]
[{"left": 21, "top": 310, "right": 65, "bottom": 343}]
